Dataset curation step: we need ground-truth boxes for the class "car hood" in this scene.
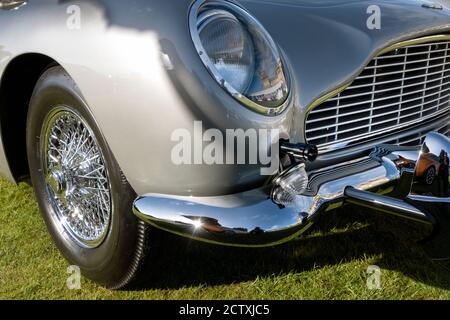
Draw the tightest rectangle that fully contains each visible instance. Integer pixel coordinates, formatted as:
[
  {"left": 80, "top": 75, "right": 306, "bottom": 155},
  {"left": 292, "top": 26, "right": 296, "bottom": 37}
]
[{"left": 240, "top": 0, "right": 450, "bottom": 109}]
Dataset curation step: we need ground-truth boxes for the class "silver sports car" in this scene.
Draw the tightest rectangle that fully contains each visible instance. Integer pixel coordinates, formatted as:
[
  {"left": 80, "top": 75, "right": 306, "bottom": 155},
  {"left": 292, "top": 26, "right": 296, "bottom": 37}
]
[{"left": 0, "top": 0, "right": 449, "bottom": 289}]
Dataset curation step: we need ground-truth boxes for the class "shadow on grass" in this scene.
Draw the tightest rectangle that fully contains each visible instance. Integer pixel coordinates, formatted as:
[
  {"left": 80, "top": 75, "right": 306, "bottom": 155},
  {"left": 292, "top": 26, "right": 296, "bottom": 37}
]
[{"left": 131, "top": 205, "right": 450, "bottom": 291}]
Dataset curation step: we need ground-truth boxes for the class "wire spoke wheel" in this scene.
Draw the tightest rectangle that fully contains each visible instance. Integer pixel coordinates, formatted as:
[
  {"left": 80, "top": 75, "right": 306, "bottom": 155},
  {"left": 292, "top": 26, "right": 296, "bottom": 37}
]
[{"left": 41, "top": 107, "right": 112, "bottom": 248}]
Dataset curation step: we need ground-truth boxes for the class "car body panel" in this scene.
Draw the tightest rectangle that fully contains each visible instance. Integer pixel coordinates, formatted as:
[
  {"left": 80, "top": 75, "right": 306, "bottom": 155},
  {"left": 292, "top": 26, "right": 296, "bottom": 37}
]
[{"left": 0, "top": 0, "right": 449, "bottom": 196}]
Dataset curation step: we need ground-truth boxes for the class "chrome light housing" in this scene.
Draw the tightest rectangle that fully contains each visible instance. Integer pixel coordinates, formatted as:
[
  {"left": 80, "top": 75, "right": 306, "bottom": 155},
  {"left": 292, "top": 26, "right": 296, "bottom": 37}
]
[
  {"left": 271, "top": 163, "right": 309, "bottom": 208},
  {"left": 190, "top": 0, "right": 290, "bottom": 115}
]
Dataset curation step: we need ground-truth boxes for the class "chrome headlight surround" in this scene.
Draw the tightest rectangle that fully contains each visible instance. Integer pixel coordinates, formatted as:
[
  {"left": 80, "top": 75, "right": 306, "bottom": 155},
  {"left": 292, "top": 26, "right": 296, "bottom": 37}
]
[{"left": 189, "top": 0, "right": 290, "bottom": 116}]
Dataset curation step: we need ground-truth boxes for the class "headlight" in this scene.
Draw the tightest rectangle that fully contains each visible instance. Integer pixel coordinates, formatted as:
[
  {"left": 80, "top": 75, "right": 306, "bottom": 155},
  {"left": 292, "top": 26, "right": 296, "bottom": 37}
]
[{"left": 190, "top": 0, "right": 290, "bottom": 115}]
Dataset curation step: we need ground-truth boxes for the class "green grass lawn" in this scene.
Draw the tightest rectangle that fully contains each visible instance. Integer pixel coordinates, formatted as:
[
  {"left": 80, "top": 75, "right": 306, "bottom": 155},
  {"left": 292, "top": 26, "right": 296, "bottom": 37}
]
[{"left": 1, "top": 177, "right": 450, "bottom": 300}]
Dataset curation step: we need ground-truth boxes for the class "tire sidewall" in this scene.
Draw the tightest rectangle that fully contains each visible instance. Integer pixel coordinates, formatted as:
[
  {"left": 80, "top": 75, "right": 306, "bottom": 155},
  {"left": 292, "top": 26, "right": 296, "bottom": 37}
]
[{"left": 27, "top": 67, "right": 141, "bottom": 286}]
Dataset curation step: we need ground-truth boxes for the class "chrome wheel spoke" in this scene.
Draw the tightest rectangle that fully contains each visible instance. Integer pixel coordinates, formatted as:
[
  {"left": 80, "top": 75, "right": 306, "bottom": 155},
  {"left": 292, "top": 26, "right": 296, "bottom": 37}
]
[{"left": 41, "top": 108, "right": 112, "bottom": 248}]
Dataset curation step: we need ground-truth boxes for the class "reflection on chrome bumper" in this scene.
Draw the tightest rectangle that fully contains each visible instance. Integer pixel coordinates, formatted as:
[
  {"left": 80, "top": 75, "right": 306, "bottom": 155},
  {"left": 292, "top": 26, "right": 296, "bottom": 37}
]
[{"left": 133, "top": 132, "right": 450, "bottom": 248}]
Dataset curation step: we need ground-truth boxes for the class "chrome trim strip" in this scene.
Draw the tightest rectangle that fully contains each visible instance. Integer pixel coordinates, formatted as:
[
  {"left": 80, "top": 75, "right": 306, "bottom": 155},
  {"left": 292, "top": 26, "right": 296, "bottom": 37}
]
[
  {"left": 0, "top": 0, "right": 27, "bottom": 10},
  {"left": 408, "top": 195, "right": 450, "bottom": 203},
  {"left": 422, "top": 4, "right": 444, "bottom": 10},
  {"left": 377, "top": 35, "right": 450, "bottom": 56}
]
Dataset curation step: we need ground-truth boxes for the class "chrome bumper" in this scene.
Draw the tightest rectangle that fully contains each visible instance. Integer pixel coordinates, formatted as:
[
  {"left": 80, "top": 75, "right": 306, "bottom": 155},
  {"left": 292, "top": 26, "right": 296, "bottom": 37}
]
[{"left": 133, "top": 132, "right": 450, "bottom": 248}]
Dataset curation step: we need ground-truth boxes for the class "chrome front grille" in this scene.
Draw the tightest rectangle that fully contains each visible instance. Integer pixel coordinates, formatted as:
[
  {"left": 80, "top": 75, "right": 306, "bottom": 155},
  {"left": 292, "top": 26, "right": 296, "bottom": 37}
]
[{"left": 305, "top": 37, "right": 450, "bottom": 151}]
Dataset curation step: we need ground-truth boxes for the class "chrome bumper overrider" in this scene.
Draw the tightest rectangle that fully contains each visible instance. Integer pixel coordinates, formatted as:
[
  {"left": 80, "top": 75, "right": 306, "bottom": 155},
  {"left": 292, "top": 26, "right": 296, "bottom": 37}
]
[{"left": 133, "top": 132, "right": 450, "bottom": 248}]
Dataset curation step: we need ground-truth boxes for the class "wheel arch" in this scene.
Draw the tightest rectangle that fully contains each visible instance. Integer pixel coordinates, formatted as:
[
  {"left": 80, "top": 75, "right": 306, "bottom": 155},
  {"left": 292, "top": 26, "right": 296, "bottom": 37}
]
[{"left": 0, "top": 53, "right": 59, "bottom": 181}]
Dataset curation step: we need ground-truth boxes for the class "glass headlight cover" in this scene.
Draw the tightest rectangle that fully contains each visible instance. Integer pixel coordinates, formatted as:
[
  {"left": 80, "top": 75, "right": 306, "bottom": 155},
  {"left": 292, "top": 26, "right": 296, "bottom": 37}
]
[{"left": 190, "top": 0, "right": 290, "bottom": 115}]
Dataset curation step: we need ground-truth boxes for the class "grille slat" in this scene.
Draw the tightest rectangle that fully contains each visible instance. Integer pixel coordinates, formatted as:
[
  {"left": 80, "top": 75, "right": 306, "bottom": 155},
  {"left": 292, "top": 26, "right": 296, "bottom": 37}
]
[
  {"left": 357, "top": 61, "right": 450, "bottom": 79},
  {"left": 307, "top": 99, "right": 450, "bottom": 137},
  {"left": 306, "top": 94, "right": 450, "bottom": 130},
  {"left": 306, "top": 38, "right": 450, "bottom": 150},
  {"left": 348, "top": 68, "right": 449, "bottom": 89},
  {"left": 308, "top": 89, "right": 450, "bottom": 118},
  {"left": 405, "top": 41, "right": 450, "bottom": 48},
  {"left": 387, "top": 123, "right": 450, "bottom": 147},
  {"left": 325, "top": 74, "right": 448, "bottom": 101},
  {"left": 374, "top": 48, "right": 448, "bottom": 59},
  {"left": 311, "top": 82, "right": 449, "bottom": 112},
  {"left": 366, "top": 54, "right": 447, "bottom": 69}
]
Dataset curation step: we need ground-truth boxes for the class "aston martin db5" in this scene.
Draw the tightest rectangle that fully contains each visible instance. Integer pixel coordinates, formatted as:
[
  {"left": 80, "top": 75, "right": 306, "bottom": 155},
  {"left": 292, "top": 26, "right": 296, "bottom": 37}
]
[{"left": 0, "top": 0, "right": 449, "bottom": 288}]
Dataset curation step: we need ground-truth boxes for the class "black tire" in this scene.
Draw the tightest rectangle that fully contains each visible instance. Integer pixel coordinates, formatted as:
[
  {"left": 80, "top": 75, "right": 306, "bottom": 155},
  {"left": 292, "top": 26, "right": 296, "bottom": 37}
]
[{"left": 26, "top": 66, "right": 151, "bottom": 289}]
